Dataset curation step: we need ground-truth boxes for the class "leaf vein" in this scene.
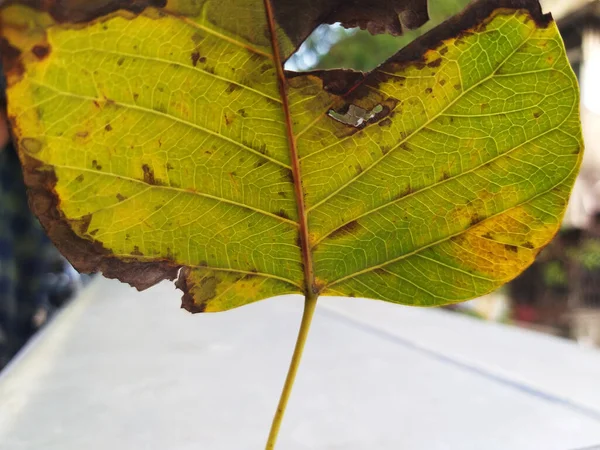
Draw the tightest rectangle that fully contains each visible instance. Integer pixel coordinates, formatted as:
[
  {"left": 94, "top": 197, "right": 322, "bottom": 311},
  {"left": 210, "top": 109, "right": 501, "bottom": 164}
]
[
  {"left": 305, "top": 32, "right": 538, "bottom": 212},
  {"left": 324, "top": 160, "right": 579, "bottom": 290},
  {"left": 30, "top": 80, "right": 292, "bottom": 170},
  {"left": 53, "top": 164, "right": 299, "bottom": 227}
]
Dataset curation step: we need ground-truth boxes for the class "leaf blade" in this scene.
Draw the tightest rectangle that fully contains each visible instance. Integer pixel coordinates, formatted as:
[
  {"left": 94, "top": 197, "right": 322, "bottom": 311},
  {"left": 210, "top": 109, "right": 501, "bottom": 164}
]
[{"left": 0, "top": 0, "right": 583, "bottom": 311}]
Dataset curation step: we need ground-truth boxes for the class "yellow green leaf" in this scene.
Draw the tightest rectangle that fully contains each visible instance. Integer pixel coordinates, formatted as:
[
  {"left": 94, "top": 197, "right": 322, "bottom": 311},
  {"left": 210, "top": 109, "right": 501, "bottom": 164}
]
[{"left": 0, "top": 0, "right": 582, "bottom": 312}]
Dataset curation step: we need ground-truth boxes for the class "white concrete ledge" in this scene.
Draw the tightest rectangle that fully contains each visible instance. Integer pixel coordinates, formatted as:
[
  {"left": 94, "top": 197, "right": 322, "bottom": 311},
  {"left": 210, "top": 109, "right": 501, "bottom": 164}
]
[{"left": 1, "top": 277, "right": 599, "bottom": 450}]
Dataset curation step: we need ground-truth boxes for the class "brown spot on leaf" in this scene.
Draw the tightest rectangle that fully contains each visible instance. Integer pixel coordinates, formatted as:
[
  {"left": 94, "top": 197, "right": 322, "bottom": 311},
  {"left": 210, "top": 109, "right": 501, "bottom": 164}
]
[
  {"left": 285, "top": 69, "right": 365, "bottom": 96},
  {"left": 117, "top": 57, "right": 125, "bottom": 66},
  {"left": 379, "top": 118, "right": 392, "bottom": 127},
  {"left": 142, "top": 164, "right": 156, "bottom": 184},
  {"left": 91, "top": 160, "right": 102, "bottom": 170},
  {"left": 105, "top": 123, "right": 113, "bottom": 131},
  {"left": 75, "top": 174, "right": 85, "bottom": 183},
  {"left": 191, "top": 51, "right": 200, "bottom": 66},
  {"left": 523, "top": 242, "right": 535, "bottom": 249},
  {"left": 78, "top": 214, "right": 92, "bottom": 234},
  {"left": 505, "top": 244, "right": 518, "bottom": 253},
  {"left": 427, "top": 57, "right": 442, "bottom": 68},
  {"left": 32, "top": 45, "right": 50, "bottom": 60},
  {"left": 276, "top": 209, "right": 291, "bottom": 220},
  {"left": 470, "top": 213, "right": 482, "bottom": 226},
  {"left": 226, "top": 83, "right": 240, "bottom": 94},
  {"left": 131, "top": 246, "right": 143, "bottom": 256},
  {"left": 329, "top": 220, "right": 362, "bottom": 239},
  {"left": 116, "top": 193, "right": 126, "bottom": 202},
  {"left": 425, "top": 87, "right": 433, "bottom": 94}
]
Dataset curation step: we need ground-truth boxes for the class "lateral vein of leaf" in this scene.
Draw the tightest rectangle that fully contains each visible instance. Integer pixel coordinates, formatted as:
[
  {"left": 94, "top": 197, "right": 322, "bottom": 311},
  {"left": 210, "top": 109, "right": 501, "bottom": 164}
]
[
  {"left": 351, "top": 277, "right": 398, "bottom": 303},
  {"left": 415, "top": 254, "right": 496, "bottom": 282},
  {"left": 378, "top": 268, "right": 448, "bottom": 300},
  {"left": 439, "top": 91, "right": 569, "bottom": 117},
  {"left": 61, "top": 48, "right": 282, "bottom": 104},
  {"left": 30, "top": 80, "right": 292, "bottom": 170},
  {"left": 294, "top": 104, "right": 335, "bottom": 140},
  {"left": 475, "top": 234, "right": 537, "bottom": 251},
  {"left": 53, "top": 164, "right": 300, "bottom": 227},
  {"left": 494, "top": 67, "right": 558, "bottom": 77},
  {"left": 304, "top": 33, "right": 536, "bottom": 212},
  {"left": 115, "top": 254, "right": 303, "bottom": 288},
  {"left": 324, "top": 163, "right": 578, "bottom": 290},
  {"left": 176, "top": 14, "right": 274, "bottom": 60},
  {"left": 312, "top": 122, "right": 566, "bottom": 247},
  {"left": 322, "top": 287, "right": 346, "bottom": 296}
]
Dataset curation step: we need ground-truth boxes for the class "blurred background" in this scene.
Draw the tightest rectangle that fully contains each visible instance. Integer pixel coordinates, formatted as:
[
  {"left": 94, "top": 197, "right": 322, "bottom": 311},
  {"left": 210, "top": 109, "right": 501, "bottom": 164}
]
[{"left": 1, "top": 0, "right": 600, "bottom": 373}]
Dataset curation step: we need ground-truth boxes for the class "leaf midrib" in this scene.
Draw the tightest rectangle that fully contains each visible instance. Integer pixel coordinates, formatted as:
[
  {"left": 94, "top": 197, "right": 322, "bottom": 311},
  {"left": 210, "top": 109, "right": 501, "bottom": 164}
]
[{"left": 264, "top": 0, "right": 316, "bottom": 295}]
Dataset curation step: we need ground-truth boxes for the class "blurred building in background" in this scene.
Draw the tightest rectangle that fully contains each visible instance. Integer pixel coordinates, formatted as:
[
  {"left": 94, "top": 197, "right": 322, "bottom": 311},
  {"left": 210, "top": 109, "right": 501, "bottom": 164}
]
[{"left": 515, "top": 0, "right": 600, "bottom": 345}]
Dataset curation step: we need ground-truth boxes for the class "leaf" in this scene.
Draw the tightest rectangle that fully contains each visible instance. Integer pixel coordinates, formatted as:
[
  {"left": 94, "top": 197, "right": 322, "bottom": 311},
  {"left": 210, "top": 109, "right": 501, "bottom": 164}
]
[{"left": 0, "top": 0, "right": 582, "bottom": 312}]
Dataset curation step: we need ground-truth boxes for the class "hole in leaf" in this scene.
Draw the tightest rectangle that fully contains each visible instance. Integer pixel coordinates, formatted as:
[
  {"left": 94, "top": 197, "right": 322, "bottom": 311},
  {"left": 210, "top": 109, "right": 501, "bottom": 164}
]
[{"left": 328, "top": 104, "right": 383, "bottom": 127}]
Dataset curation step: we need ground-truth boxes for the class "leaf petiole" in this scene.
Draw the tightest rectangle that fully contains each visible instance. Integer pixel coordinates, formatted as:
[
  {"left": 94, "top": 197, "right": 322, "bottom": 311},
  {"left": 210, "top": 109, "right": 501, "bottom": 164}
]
[{"left": 265, "top": 293, "right": 319, "bottom": 449}]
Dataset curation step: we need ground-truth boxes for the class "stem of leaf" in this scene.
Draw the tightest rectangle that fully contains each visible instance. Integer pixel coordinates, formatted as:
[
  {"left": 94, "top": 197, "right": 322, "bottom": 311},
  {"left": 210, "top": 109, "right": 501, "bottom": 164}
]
[{"left": 265, "top": 293, "right": 319, "bottom": 450}]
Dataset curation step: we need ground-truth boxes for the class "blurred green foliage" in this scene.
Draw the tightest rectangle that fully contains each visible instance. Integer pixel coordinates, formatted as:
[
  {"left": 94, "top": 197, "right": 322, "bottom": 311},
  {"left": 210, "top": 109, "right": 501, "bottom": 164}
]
[
  {"left": 287, "top": 0, "right": 473, "bottom": 72},
  {"left": 572, "top": 240, "right": 600, "bottom": 271},
  {"left": 542, "top": 261, "right": 568, "bottom": 288}
]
